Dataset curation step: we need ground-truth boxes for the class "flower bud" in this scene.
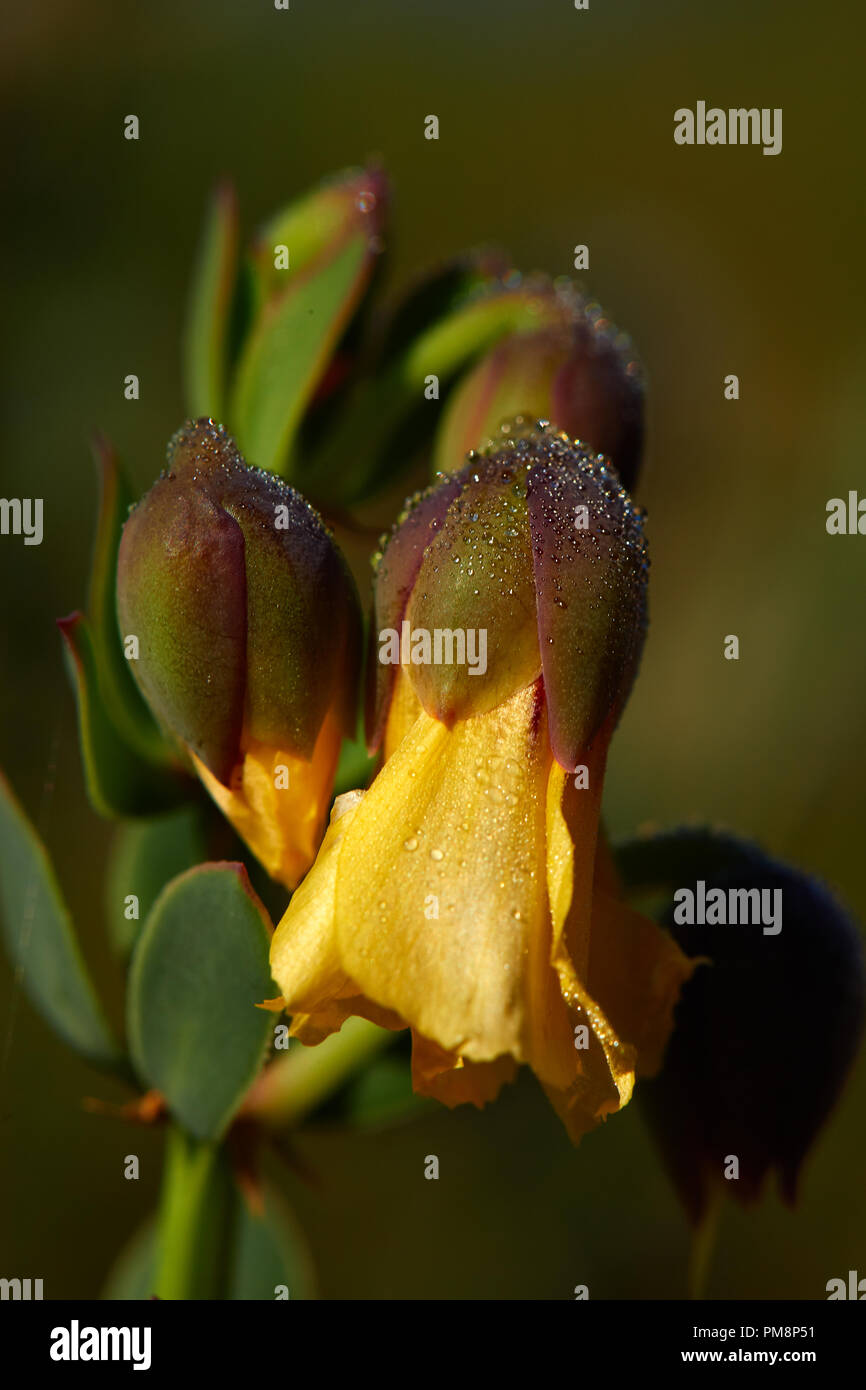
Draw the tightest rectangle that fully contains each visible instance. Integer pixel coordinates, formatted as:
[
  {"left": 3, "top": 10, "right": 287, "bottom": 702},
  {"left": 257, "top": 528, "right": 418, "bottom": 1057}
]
[
  {"left": 368, "top": 422, "right": 648, "bottom": 770},
  {"left": 117, "top": 418, "right": 361, "bottom": 886},
  {"left": 433, "top": 295, "right": 645, "bottom": 492},
  {"left": 641, "top": 842, "right": 866, "bottom": 1222}
]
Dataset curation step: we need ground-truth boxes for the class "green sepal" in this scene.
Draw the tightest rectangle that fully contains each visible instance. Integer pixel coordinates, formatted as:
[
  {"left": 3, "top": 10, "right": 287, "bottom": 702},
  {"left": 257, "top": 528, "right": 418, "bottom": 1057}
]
[
  {"left": 58, "top": 613, "right": 194, "bottom": 818},
  {"left": 86, "top": 436, "right": 174, "bottom": 765}
]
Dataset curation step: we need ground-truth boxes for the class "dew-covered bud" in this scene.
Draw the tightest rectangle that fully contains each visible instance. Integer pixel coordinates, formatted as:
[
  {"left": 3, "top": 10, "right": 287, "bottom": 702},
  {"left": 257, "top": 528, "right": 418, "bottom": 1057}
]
[
  {"left": 368, "top": 421, "right": 648, "bottom": 768},
  {"left": 641, "top": 842, "right": 866, "bottom": 1222},
  {"left": 433, "top": 294, "right": 645, "bottom": 492},
  {"left": 117, "top": 419, "right": 362, "bottom": 885}
]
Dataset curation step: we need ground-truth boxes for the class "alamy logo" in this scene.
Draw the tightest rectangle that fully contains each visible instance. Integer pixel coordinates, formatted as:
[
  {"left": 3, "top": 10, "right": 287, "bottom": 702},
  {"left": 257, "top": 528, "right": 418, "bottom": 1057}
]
[
  {"left": 378, "top": 622, "right": 487, "bottom": 676},
  {"left": 0, "top": 498, "right": 43, "bottom": 545},
  {"left": 673, "top": 881, "right": 782, "bottom": 935},
  {"left": 674, "top": 103, "right": 782, "bottom": 156},
  {"left": 826, "top": 1270, "right": 866, "bottom": 1299},
  {"left": 0, "top": 1277, "right": 43, "bottom": 1299},
  {"left": 49, "top": 1321, "right": 152, "bottom": 1371}
]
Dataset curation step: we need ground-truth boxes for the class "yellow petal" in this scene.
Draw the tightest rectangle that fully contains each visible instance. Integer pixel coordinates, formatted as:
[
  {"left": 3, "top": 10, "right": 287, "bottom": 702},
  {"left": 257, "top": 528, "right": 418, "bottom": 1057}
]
[
  {"left": 542, "top": 876, "right": 697, "bottom": 1144},
  {"left": 586, "top": 890, "right": 698, "bottom": 1077},
  {"left": 269, "top": 790, "right": 361, "bottom": 1018},
  {"left": 194, "top": 704, "right": 343, "bottom": 888},
  {"left": 545, "top": 746, "right": 608, "bottom": 981},
  {"left": 269, "top": 790, "right": 405, "bottom": 1043},
  {"left": 542, "top": 752, "right": 649, "bottom": 1140},
  {"left": 336, "top": 681, "right": 552, "bottom": 1064},
  {"left": 411, "top": 1031, "right": 517, "bottom": 1108}
]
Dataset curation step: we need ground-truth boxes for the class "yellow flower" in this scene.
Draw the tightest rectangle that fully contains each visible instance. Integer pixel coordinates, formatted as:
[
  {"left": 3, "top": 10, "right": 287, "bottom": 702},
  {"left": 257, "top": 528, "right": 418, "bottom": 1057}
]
[{"left": 270, "top": 425, "right": 694, "bottom": 1139}]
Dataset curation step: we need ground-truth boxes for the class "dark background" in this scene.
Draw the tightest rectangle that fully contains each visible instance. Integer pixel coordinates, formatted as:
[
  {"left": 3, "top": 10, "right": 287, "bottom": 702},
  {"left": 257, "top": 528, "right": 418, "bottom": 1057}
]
[{"left": 1, "top": 0, "right": 864, "bottom": 1297}]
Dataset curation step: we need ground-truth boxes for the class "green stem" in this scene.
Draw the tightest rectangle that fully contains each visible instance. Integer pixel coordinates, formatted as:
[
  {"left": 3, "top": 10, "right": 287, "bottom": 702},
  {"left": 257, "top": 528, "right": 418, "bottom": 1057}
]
[
  {"left": 154, "top": 1125, "right": 236, "bottom": 1299},
  {"left": 245, "top": 1016, "right": 393, "bottom": 1127}
]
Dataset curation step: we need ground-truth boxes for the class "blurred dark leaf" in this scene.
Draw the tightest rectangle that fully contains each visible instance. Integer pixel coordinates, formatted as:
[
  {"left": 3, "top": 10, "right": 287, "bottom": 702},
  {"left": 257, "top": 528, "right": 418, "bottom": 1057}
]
[
  {"left": 340, "top": 1052, "right": 433, "bottom": 1130},
  {"left": 227, "top": 1185, "right": 317, "bottom": 1299},
  {"left": 0, "top": 769, "right": 123, "bottom": 1069},
  {"left": 104, "top": 806, "right": 208, "bottom": 958}
]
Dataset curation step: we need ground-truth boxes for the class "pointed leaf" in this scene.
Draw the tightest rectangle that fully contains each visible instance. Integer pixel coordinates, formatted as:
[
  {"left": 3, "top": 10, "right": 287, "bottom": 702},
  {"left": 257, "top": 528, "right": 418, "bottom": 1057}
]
[
  {"left": 231, "top": 234, "right": 374, "bottom": 477},
  {"left": 0, "top": 770, "right": 122, "bottom": 1067},
  {"left": 247, "top": 165, "right": 385, "bottom": 315},
  {"left": 127, "top": 862, "right": 275, "bottom": 1141},
  {"left": 183, "top": 182, "right": 240, "bottom": 419}
]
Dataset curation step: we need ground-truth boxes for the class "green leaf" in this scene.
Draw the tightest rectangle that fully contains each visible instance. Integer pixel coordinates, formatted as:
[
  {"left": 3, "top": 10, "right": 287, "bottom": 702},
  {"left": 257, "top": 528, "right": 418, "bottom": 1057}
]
[
  {"left": 86, "top": 436, "right": 172, "bottom": 763},
  {"left": 103, "top": 1186, "right": 317, "bottom": 1300},
  {"left": 341, "top": 1052, "right": 433, "bottom": 1130},
  {"left": 227, "top": 1187, "right": 317, "bottom": 1300},
  {"left": 105, "top": 806, "right": 208, "bottom": 957},
  {"left": 375, "top": 252, "right": 510, "bottom": 368},
  {"left": 247, "top": 165, "right": 382, "bottom": 315},
  {"left": 127, "top": 863, "right": 275, "bottom": 1141},
  {"left": 101, "top": 1217, "right": 159, "bottom": 1300},
  {"left": 58, "top": 613, "right": 194, "bottom": 818},
  {"left": 230, "top": 233, "right": 371, "bottom": 477},
  {"left": 0, "top": 770, "right": 122, "bottom": 1068},
  {"left": 183, "top": 182, "right": 240, "bottom": 420}
]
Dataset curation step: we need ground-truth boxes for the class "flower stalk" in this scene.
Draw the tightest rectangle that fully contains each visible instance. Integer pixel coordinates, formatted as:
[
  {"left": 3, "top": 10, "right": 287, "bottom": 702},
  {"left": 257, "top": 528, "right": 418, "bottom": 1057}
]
[
  {"left": 154, "top": 1126, "right": 236, "bottom": 1300},
  {"left": 245, "top": 1017, "right": 393, "bottom": 1128}
]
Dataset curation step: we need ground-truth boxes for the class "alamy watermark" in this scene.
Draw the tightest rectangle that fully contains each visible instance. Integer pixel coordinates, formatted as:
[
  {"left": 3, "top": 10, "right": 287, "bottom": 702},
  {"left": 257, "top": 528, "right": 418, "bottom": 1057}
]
[
  {"left": 673, "top": 880, "right": 782, "bottom": 935},
  {"left": 674, "top": 103, "right": 782, "bottom": 156},
  {"left": 378, "top": 622, "right": 487, "bottom": 676},
  {"left": 0, "top": 498, "right": 42, "bottom": 546}
]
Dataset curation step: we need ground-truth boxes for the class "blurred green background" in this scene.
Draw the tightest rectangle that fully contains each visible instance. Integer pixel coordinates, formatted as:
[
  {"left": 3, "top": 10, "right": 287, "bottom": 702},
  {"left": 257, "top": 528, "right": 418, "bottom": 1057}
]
[{"left": 1, "top": 0, "right": 864, "bottom": 1298}]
